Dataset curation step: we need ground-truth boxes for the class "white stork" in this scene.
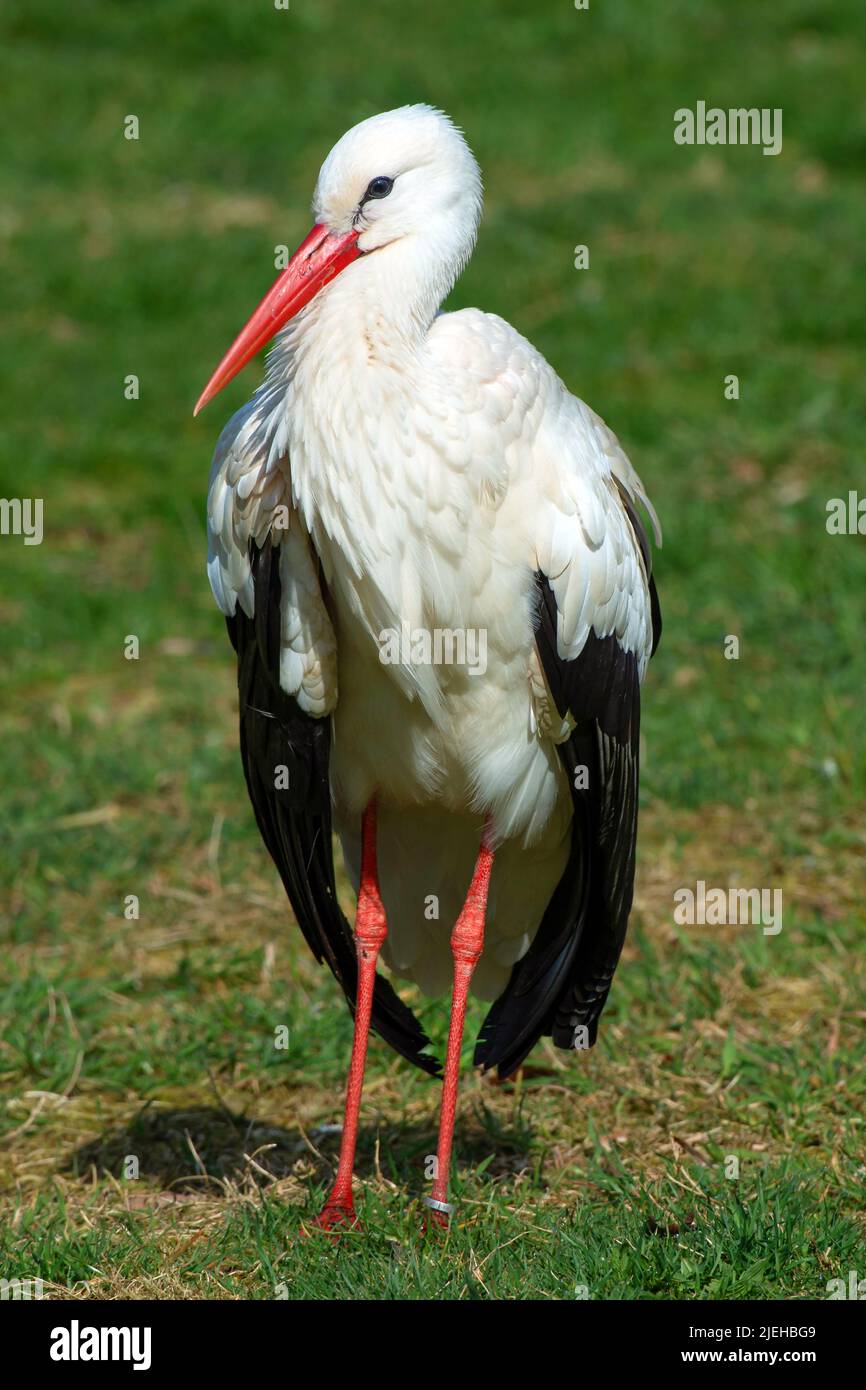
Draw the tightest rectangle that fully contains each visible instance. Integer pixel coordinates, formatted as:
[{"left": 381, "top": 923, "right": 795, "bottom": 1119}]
[{"left": 195, "top": 105, "right": 661, "bottom": 1230}]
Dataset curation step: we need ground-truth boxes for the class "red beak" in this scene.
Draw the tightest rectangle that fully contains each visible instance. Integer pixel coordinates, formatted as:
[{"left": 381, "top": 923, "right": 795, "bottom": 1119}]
[{"left": 194, "top": 223, "right": 361, "bottom": 416}]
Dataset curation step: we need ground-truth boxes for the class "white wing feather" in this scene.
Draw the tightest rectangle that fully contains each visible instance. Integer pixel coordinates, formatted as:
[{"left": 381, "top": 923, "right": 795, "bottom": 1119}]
[{"left": 206, "top": 396, "right": 337, "bottom": 718}]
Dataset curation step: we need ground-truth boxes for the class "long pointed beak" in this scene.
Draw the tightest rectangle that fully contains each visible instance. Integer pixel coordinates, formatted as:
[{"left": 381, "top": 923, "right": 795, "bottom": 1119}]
[{"left": 194, "top": 223, "right": 361, "bottom": 416}]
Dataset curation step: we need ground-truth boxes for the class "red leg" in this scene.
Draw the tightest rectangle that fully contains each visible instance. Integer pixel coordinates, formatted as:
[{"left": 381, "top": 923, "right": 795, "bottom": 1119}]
[
  {"left": 424, "top": 824, "right": 495, "bottom": 1229},
  {"left": 312, "top": 798, "right": 387, "bottom": 1231}
]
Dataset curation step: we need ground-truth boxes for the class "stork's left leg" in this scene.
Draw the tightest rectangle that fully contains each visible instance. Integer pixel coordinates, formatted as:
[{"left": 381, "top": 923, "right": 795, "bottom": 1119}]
[
  {"left": 424, "top": 825, "right": 495, "bottom": 1228},
  {"left": 312, "top": 797, "right": 386, "bottom": 1232}
]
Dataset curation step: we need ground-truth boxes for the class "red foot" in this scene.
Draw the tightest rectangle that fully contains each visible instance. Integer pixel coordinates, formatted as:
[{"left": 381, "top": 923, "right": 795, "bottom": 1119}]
[
  {"left": 421, "top": 1210, "right": 450, "bottom": 1235},
  {"left": 305, "top": 1196, "right": 360, "bottom": 1236}
]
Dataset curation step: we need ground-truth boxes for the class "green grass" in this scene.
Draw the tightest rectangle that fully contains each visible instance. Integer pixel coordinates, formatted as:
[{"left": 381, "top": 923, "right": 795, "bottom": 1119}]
[
  {"left": 5, "top": 1164, "right": 860, "bottom": 1300},
  {"left": 1, "top": 0, "right": 864, "bottom": 1299}
]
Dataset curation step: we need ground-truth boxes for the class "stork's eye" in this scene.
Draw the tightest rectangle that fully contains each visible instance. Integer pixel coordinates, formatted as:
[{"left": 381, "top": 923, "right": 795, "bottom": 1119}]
[{"left": 364, "top": 175, "right": 394, "bottom": 201}]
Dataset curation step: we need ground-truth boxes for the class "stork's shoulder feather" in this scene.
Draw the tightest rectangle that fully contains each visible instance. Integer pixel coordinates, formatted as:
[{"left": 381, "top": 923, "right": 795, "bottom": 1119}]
[
  {"left": 206, "top": 396, "right": 337, "bottom": 718},
  {"left": 427, "top": 307, "right": 547, "bottom": 419},
  {"left": 533, "top": 475, "right": 653, "bottom": 683},
  {"left": 529, "top": 382, "right": 662, "bottom": 679}
]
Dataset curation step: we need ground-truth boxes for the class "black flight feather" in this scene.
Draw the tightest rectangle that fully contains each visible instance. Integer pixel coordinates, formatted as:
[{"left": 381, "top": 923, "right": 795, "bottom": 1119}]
[
  {"left": 226, "top": 538, "right": 441, "bottom": 1077},
  {"left": 474, "top": 501, "right": 661, "bottom": 1078}
]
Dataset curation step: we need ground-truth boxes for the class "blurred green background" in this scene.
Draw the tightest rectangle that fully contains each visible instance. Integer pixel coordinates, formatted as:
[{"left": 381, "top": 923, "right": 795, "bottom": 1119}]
[{"left": 0, "top": 0, "right": 863, "bottom": 1299}]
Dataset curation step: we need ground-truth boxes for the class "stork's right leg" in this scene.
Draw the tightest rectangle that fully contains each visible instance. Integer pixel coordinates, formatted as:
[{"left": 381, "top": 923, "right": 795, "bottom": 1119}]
[
  {"left": 423, "top": 824, "right": 495, "bottom": 1229},
  {"left": 312, "top": 797, "right": 386, "bottom": 1231}
]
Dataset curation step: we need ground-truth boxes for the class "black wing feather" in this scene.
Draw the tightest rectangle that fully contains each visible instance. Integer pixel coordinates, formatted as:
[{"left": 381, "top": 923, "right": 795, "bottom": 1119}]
[
  {"left": 475, "top": 507, "right": 660, "bottom": 1078},
  {"left": 227, "top": 538, "right": 440, "bottom": 1076}
]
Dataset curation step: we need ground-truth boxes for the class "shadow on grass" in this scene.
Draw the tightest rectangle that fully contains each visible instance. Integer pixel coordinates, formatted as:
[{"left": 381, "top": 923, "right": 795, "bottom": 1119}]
[{"left": 63, "top": 1101, "right": 536, "bottom": 1194}]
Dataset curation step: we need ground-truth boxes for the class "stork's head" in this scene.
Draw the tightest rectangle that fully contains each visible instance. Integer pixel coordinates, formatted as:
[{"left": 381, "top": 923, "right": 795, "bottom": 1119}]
[
  {"left": 314, "top": 105, "right": 482, "bottom": 259},
  {"left": 195, "top": 105, "right": 482, "bottom": 414}
]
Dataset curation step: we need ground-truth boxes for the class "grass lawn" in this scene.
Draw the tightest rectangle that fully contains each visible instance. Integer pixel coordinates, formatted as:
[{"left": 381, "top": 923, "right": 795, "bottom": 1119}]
[{"left": 1, "top": 0, "right": 864, "bottom": 1299}]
